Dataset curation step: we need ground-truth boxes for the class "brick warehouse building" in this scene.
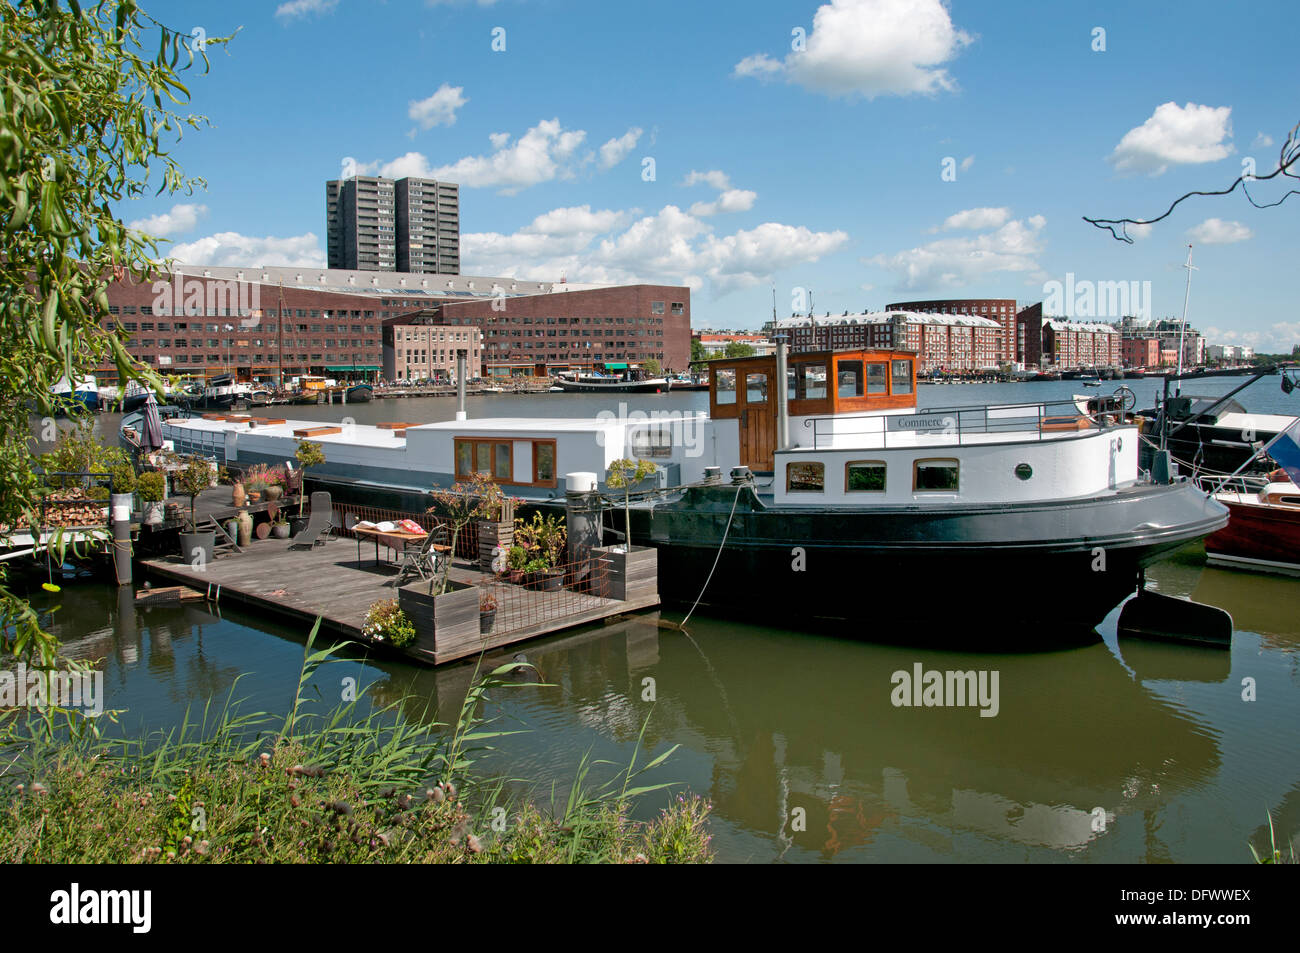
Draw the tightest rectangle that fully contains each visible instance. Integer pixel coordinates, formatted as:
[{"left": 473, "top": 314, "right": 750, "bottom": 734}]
[
  {"left": 95, "top": 265, "right": 690, "bottom": 383},
  {"left": 775, "top": 311, "right": 1001, "bottom": 372},
  {"left": 886, "top": 298, "right": 1018, "bottom": 363}
]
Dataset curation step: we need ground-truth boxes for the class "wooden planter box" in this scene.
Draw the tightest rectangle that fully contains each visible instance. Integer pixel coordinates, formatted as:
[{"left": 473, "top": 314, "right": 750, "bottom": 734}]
[
  {"left": 593, "top": 545, "right": 658, "bottom": 603},
  {"left": 398, "top": 580, "right": 481, "bottom": 660},
  {"left": 477, "top": 520, "right": 514, "bottom": 571}
]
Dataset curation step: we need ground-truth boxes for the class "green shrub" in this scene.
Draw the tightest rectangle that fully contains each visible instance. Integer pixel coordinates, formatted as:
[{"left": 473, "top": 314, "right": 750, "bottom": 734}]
[{"left": 136, "top": 471, "right": 166, "bottom": 503}]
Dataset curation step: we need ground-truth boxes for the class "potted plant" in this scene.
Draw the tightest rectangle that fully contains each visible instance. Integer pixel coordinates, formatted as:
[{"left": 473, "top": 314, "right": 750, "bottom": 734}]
[
  {"left": 426, "top": 477, "right": 492, "bottom": 597},
  {"left": 175, "top": 456, "right": 217, "bottom": 566},
  {"left": 594, "top": 459, "right": 660, "bottom": 603},
  {"left": 605, "top": 458, "right": 657, "bottom": 554},
  {"left": 137, "top": 470, "right": 166, "bottom": 526},
  {"left": 262, "top": 464, "right": 286, "bottom": 502},
  {"left": 361, "top": 598, "right": 416, "bottom": 649},
  {"left": 471, "top": 473, "right": 520, "bottom": 570},
  {"left": 514, "top": 511, "right": 566, "bottom": 590},
  {"left": 294, "top": 439, "right": 326, "bottom": 518},
  {"left": 506, "top": 544, "right": 528, "bottom": 584},
  {"left": 271, "top": 513, "right": 291, "bottom": 539},
  {"left": 107, "top": 460, "right": 136, "bottom": 517},
  {"left": 479, "top": 590, "right": 498, "bottom": 634},
  {"left": 243, "top": 463, "right": 268, "bottom": 503}
]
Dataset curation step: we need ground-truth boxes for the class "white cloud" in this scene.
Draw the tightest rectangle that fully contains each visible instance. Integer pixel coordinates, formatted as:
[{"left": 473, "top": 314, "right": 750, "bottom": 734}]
[
  {"left": 598, "top": 127, "right": 643, "bottom": 169},
  {"left": 275, "top": 0, "right": 337, "bottom": 21},
  {"left": 1127, "top": 223, "right": 1153, "bottom": 240},
  {"left": 408, "top": 84, "right": 467, "bottom": 131},
  {"left": 866, "top": 214, "right": 1047, "bottom": 290},
  {"left": 1109, "top": 102, "right": 1235, "bottom": 176},
  {"left": 462, "top": 202, "right": 846, "bottom": 296},
  {"left": 683, "top": 170, "right": 732, "bottom": 190},
  {"left": 128, "top": 203, "right": 208, "bottom": 238},
  {"left": 934, "top": 206, "right": 1009, "bottom": 231},
  {"left": 1251, "top": 132, "right": 1275, "bottom": 149},
  {"left": 1187, "top": 217, "right": 1253, "bottom": 244},
  {"left": 734, "top": 0, "right": 973, "bottom": 99},
  {"left": 167, "top": 232, "right": 326, "bottom": 268},
  {"left": 1205, "top": 323, "right": 1300, "bottom": 354},
  {"left": 690, "top": 189, "right": 758, "bottom": 217}
]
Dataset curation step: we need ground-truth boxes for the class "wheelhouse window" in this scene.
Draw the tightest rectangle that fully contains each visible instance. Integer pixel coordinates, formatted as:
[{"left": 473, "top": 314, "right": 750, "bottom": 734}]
[
  {"left": 837, "top": 360, "right": 863, "bottom": 398},
  {"left": 846, "top": 461, "right": 887, "bottom": 492},
  {"left": 715, "top": 368, "right": 737, "bottom": 405},
  {"left": 801, "top": 363, "right": 827, "bottom": 399},
  {"left": 866, "top": 362, "right": 887, "bottom": 395},
  {"left": 892, "top": 359, "right": 913, "bottom": 395},
  {"left": 746, "top": 372, "right": 768, "bottom": 403},
  {"left": 786, "top": 461, "right": 825, "bottom": 493},
  {"left": 914, "top": 458, "right": 959, "bottom": 491}
]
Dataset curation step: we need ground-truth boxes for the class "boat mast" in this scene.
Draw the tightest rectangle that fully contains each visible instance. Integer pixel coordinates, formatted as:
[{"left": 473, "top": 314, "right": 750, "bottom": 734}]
[{"left": 1175, "top": 244, "right": 1196, "bottom": 396}]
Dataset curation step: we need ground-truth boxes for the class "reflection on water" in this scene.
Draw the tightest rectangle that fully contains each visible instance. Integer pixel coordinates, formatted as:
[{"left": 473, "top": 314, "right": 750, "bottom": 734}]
[{"left": 18, "top": 546, "right": 1300, "bottom": 863}]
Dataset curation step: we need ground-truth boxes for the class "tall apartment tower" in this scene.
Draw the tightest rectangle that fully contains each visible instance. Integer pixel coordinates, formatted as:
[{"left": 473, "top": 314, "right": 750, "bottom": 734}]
[{"left": 326, "top": 175, "right": 459, "bottom": 274}]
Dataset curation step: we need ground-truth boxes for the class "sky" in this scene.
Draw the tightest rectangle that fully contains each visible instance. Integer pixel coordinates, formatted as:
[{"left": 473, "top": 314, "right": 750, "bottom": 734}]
[{"left": 122, "top": 0, "right": 1299, "bottom": 352}]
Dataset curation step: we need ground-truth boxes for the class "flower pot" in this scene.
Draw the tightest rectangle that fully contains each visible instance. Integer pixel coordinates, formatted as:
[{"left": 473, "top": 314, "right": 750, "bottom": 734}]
[
  {"left": 231, "top": 482, "right": 246, "bottom": 507},
  {"left": 508, "top": 570, "right": 524, "bottom": 585},
  {"left": 480, "top": 609, "right": 497, "bottom": 634},
  {"left": 178, "top": 530, "right": 216, "bottom": 568},
  {"left": 236, "top": 510, "right": 254, "bottom": 547},
  {"left": 248, "top": 490, "right": 262, "bottom": 503},
  {"left": 272, "top": 522, "right": 290, "bottom": 539},
  {"left": 540, "top": 569, "right": 564, "bottom": 592},
  {"left": 264, "top": 485, "right": 283, "bottom": 502},
  {"left": 142, "top": 501, "right": 164, "bottom": 526}
]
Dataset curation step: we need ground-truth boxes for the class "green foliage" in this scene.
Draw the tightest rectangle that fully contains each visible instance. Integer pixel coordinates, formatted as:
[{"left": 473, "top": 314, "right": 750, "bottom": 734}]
[
  {"left": 35, "top": 423, "right": 127, "bottom": 487},
  {"left": 136, "top": 469, "right": 165, "bottom": 503},
  {"left": 643, "top": 358, "right": 662, "bottom": 377},
  {"left": 607, "top": 458, "right": 657, "bottom": 551},
  {"left": 690, "top": 337, "right": 708, "bottom": 367},
  {"left": 513, "top": 511, "right": 566, "bottom": 568},
  {"left": 107, "top": 459, "right": 135, "bottom": 495},
  {"left": 506, "top": 544, "right": 528, "bottom": 571},
  {"left": 361, "top": 598, "right": 416, "bottom": 649},
  {"left": 0, "top": 634, "right": 712, "bottom": 864},
  {"left": 294, "top": 439, "right": 325, "bottom": 515},
  {"left": 174, "top": 456, "right": 212, "bottom": 529},
  {"left": 0, "top": 0, "right": 234, "bottom": 668},
  {"left": 724, "top": 341, "right": 756, "bottom": 359},
  {"left": 1249, "top": 811, "right": 1297, "bottom": 865}
]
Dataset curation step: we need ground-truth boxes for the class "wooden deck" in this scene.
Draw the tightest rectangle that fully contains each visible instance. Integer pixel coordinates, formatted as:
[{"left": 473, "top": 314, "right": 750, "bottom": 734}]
[{"left": 138, "top": 533, "right": 659, "bottom": 665}]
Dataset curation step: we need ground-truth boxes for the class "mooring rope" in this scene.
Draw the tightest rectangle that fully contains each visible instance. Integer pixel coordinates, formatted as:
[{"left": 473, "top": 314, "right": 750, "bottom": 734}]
[{"left": 679, "top": 482, "right": 746, "bottom": 631}]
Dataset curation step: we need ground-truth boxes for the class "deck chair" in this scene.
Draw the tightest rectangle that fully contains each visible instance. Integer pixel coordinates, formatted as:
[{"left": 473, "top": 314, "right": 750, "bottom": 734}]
[
  {"left": 288, "top": 491, "right": 334, "bottom": 549},
  {"left": 392, "top": 523, "right": 450, "bottom": 585}
]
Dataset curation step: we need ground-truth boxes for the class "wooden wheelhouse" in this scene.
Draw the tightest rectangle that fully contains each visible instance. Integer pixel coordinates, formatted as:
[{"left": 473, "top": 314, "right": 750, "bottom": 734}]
[{"left": 708, "top": 349, "right": 918, "bottom": 471}]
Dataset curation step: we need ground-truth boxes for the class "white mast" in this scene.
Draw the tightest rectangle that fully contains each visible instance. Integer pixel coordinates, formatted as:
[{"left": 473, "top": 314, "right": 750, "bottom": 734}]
[{"left": 1175, "top": 244, "right": 1197, "bottom": 396}]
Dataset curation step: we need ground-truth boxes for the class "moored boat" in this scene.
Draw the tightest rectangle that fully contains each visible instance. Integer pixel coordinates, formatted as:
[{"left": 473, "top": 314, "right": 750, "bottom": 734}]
[
  {"left": 50, "top": 376, "right": 99, "bottom": 414},
  {"left": 1204, "top": 471, "right": 1300, "bottom": 576},
  {"left": 346, "top": 383, "right": 374, "bottom": 402}
]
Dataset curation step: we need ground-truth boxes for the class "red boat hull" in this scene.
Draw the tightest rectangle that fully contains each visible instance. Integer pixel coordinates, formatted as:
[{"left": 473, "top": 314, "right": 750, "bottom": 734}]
[{"left": 1205, "top": 498, "right": 1300, "bottom": 575}]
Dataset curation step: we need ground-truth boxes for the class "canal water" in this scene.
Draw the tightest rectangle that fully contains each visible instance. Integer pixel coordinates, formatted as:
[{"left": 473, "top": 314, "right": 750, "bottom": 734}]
[{"left": 22, "top": 375, "right": 1300, "bottom": 862}]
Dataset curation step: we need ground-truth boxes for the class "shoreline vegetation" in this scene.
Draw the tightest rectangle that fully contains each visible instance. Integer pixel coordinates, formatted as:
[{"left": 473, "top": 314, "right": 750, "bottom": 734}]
[{"left": 0, "top": 625, "right": 713, "bottom": 864}]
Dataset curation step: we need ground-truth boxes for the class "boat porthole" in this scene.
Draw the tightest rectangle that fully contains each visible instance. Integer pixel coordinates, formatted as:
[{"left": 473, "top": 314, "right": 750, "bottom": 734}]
[{"left": 1015, "top": 463, "right": 1033, "bottom": 481}]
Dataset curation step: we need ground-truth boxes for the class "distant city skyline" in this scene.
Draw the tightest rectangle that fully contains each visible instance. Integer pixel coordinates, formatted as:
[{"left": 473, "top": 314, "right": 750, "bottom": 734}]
[{"left": 121, "top": 0, "right": 1299, "bottom": 352}]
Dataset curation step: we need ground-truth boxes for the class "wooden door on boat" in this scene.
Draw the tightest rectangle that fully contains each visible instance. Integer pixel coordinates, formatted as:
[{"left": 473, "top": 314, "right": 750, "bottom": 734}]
[{"left": 738, "top": 366, "right": 776, "bottom": 471}]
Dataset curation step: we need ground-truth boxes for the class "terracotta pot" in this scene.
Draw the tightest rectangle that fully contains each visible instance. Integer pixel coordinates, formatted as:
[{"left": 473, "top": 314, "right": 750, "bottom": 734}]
[
  {"left": 264, "top": 485, "right": 283, "bottom": 501},
  {"left": 231, "top": 482, "right": 246, "bottom": 507},
  {"left": 236, "top": 510, "right": 253, "bottom": 547},
  {"left": 248, "top": 490, "right": 262, "bottom": 503},
  {"left": 508, "top": 570, "right": 524, "bottom": 585}
]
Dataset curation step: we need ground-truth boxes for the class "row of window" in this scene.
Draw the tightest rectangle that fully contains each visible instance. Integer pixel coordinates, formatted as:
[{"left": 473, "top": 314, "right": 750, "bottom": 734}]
[
  {"left": 787, "top": 459, "right": 961, "bottom": 494},
  {"left": 716, "top": 359, "right": 914, "bottom": 404},
  {"left": 453, "top": 438, "right": 556, "bottom": 487}
]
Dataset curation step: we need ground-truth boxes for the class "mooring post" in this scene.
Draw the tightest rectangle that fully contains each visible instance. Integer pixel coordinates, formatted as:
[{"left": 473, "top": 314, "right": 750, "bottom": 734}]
[{"left": 110, "top": 491, "right": 132, "bottom": 586}]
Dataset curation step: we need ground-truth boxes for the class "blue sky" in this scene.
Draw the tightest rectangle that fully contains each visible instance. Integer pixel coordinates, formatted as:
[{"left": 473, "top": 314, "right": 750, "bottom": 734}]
[{"left": 125, "top": 0, "right": 1299, "bottom": 351}]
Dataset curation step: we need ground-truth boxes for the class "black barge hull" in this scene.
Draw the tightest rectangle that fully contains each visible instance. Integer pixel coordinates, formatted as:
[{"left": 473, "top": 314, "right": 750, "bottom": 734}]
[{"left": 630, "top": 480, "right": 1227, "bottom": 632}]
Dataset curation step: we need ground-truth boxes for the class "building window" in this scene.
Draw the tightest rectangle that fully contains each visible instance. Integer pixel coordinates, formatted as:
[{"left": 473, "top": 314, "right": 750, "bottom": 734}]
[
  {"left": 846, "top": 461, "right": 887, "bottom": 492},
  {"left": 671, "top": 302, "right": 684, "bottom": 315},
  {"left": 651, "top": 301, "right": 665, "bottom": 315},
  {"left": 786, "top": 461, "right": 825, "bottom": 493},
  {"left": 914, "top": 459, "right": 959, "bottom": 492}
]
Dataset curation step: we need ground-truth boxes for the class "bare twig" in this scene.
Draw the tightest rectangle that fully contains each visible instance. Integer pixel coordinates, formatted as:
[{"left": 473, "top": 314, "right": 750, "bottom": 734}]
[{"left": 1084, "top": 121, "right": 1300, "bottom": 242}]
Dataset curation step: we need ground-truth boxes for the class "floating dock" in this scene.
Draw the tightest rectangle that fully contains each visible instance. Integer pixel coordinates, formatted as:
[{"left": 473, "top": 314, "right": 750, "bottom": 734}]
[{"left": 138, "top": 532, "right": 659, "bottom": 665}]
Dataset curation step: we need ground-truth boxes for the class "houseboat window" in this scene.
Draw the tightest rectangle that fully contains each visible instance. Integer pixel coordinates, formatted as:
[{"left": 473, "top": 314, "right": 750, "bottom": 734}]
[
  {"left": 746, "top": 373, "right": 768, "bottom": 403},
  {"left": 534, "top": 441, "right": 556, "bottom": 485},
  {"left": 716, "top": 369, "right": 737, "bottom": 405},
  {"left": 787, "top": 461, "right": 825, "bottom": 493},
  {"left": 846, "top": 461, "right": 887, "bottom": 492},
  {"left": 837, "top": 360, "right": 863, "bottom": 398},
  {"left": 456, "top": 438, "right": 513, "bottom": 482},
  {"left": 802, "top": 364, "right": 827, "bottom": 399},
  {"left": 914, "top": 459, "right": 959, "bottom": 491},
  {"left": 892, "top": 360, "right": 913, "bottom": 395},
  {"left": 866, "top": 363, "right": 887, "bottom": 395}
]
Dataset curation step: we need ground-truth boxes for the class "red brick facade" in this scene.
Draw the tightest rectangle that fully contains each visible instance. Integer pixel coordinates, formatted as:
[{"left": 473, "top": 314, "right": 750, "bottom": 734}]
[{"left": 886, "top": 298, "right": 1018, "bottom": 363}]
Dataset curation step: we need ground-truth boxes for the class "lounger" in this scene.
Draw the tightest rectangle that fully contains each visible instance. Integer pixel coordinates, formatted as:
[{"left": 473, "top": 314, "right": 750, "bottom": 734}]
[{"left": 288, "top": 491, "right": 334, "bottom": 549}]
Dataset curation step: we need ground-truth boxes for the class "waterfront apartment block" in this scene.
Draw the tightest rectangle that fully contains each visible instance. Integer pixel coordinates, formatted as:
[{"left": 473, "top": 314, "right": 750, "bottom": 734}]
[
  {"left": 775, "top": 311, "right": 1001, "bottom": 372},
  {"left": 886, "top": 298, "right": 1019, "bottom": 363},
  {"left": 1042, "top": 319, "right": 1121, "bottom": 368},
  {"left": 1122, "top": 337, "right": 1162, "bottom": 368},
  {"left": 327, "top": 175, "right": 460, "bottom": 274},
  {"left": 695, "top": 333, "right": 774, "bottom": 357},
  {"left": 94, "top": 266, "right": 689, "bottom": 383},
  {"left": 384, "top": 321, "right": 482, "bottom": 381}
]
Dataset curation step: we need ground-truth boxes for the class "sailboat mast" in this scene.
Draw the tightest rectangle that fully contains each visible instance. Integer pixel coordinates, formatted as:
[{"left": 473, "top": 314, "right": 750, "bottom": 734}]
[{"left": 1175, "top": 244, "right": 1197, "bottom": 396}]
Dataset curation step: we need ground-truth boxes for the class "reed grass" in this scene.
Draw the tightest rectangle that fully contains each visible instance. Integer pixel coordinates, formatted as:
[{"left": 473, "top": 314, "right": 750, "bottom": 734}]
[{"left": 0, "top": 622, "right": 712, "bottom": 864}]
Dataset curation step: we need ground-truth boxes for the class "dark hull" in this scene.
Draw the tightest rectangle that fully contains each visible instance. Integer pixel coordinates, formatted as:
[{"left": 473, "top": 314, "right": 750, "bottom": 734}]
[
  {"left": 628, "top": 481, "right": 1227, "bottom": 631},
  {"left": 346, "top": 385, "right": 373, "bottom": 402},
  {"left": 555, "top": 379, "right": 670, "bottom": 393}
]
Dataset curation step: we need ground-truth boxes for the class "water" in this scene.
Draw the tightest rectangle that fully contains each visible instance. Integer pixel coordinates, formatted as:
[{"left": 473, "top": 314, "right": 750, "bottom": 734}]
[{"left": 21, "top": 374, "right": 1300, "bottom": 862}]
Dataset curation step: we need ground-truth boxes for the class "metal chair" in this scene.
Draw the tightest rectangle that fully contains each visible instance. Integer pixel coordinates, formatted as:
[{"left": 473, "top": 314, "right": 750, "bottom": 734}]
[{"left": 392, "top": 523, "right": 450, "bottom": 585}]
